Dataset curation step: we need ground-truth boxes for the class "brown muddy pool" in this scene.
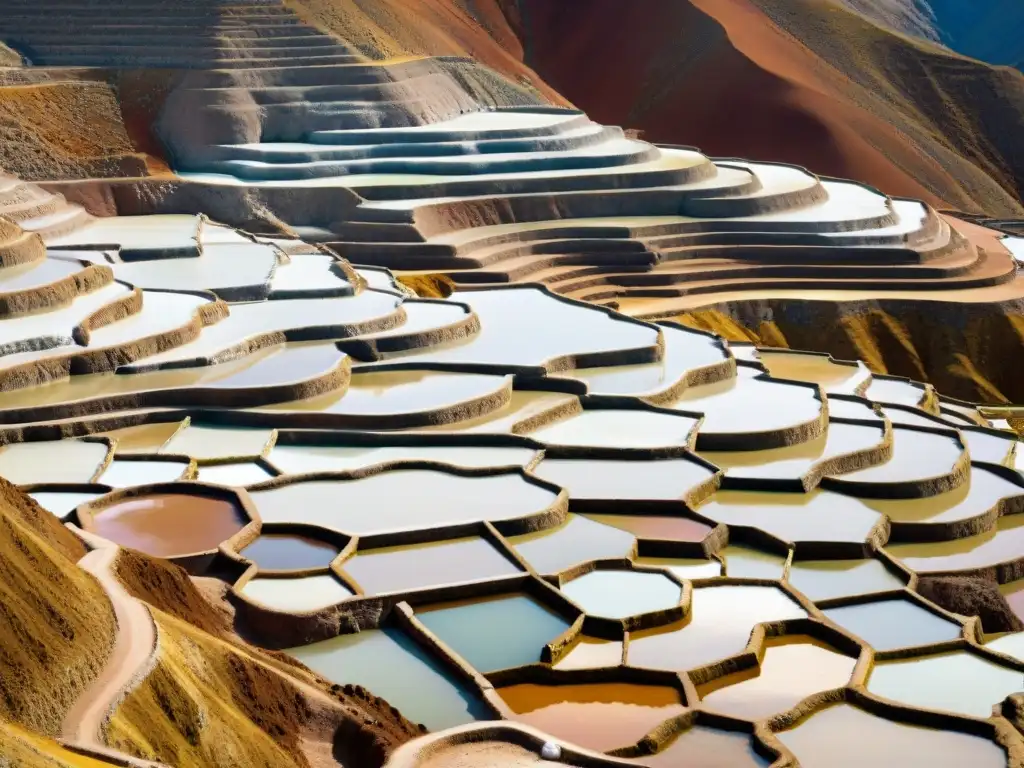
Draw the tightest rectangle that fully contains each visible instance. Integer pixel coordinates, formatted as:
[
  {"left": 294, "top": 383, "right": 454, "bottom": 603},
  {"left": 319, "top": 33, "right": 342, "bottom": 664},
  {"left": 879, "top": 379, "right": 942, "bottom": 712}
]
[
  {"left": 88, "top": 492, "right": 247, "bottom": 557},
  {"left": 498, "top": 681, "right": 686, "bottom": 753}
]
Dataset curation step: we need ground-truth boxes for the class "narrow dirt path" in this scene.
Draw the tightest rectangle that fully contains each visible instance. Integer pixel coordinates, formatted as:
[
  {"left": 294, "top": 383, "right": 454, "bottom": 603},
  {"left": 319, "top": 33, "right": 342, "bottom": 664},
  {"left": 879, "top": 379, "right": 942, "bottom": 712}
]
[{"left": 61, "top": 544, "right": 159, "bottom": 748}]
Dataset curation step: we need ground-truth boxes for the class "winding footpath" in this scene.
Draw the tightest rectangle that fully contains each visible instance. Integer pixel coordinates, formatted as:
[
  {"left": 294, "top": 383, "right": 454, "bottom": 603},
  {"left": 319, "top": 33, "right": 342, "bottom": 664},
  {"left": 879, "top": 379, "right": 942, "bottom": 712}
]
[
  {"left": 57, "top": 531, "right": 368, "bottom": 767},
  {"left": 60, "top": 539, "right": 162, "bottom": 767}
]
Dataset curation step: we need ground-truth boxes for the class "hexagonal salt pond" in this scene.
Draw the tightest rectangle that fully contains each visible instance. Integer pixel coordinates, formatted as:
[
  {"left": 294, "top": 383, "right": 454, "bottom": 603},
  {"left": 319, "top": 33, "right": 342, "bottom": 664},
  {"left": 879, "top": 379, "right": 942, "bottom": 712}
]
[
  {"left": 985, "top": 631, "right": 1024, "bottom": 662},
  {"left": 128, "top": 292, "right": 401, "bottom": 371},
  {"left": 100, "top": 421, "right": 185, "bottom": 453},
  {"left": 775, "top": 703, "right": 1006, "bottom": 768},
  {"left": 786, "top": 559, "right": 904, "bottom": 602},
  {"left": 526, "top": 409, "right": 700, "bottom": 451},
  {"left": 635, "top": 555, "right": 722, "bottom": 580},
  {"left": 497, "top": 681, "right": 687, "bottom": 753},
  {"left": 423, "top": 390, "right": 574, "bottom": 436},
  {"left": 867, "top": 650, "right": 1023, "bottom": 718},
  {"left": 581, "top": 512, "right": 715, "bottom": 546},
  {"left": 248, "top": 468, "right": 560, "bottom": 536},
  {"left": 268, "top": 442, "right": 537, "bottom": 474},
  {"left": 110, "top": 242, "right": 278, "bottom": 296},
  {"left": 638, "top": 724, "right": 769, "bottom": 767},
  {"left": 821, "top": 598, "right": 962, "bottom": 651},
  {"left": 28, "top": 490, "right": 108, "bottom": 519},
  {"left": 826, "top": 426, "right": 965, "bottom": 491},
  {"left": 859, "top": 465, "right": 1024, "bottom": 532},
  {"left": 287, "top": 627, "right": 491, "bottom": 730},
  {"left": 161, "top": 425, "right": 275, "bottom": 460},
  {"left": 863, "top": 376, "right": 930, "bottom": 408},
  {"left": 415, "top": 594, "right": 572, "bottom": 673},
  {"left": 507, "top": 514, "right": 636, "bottom": 575},
  {"left": 239, "top": 533, "right": 340, "bottom": 572},
  {"left": 193, "top": 462, "right": 275, "bottom": 487},
  {"left": 553, "top": 636, "right": 624, "bottom": 670},
  {"left": 560, "top": 570, "right": 682, "bottom": 622},
  {"left": 0, "top": 439, "right": 108, "bottom": 485},
  {"left": 958, "top": 428, "right": 1017, "bottom": 466},
  {"left": 627, "top": 586, "right": 806, "bottom": 672},
  {"left": 695, "top": 489, "right": 884, "bottom": 552},
  {"left": 259, "top": 369, "right": 509, "bottom": 425},
  {"left": 390, "top": 285, "right": 661, "bottom": 370},
  {"left": 666, "top": 367, "right": 824, "bottom": 444},
  {"left": 700, "top": 420, "right": 886, "bottom": 483},
  {"left": 95, "top": 459, "right": 190, "bottom": 487},
  {"left": 81, "top": 490, "right": 249, "bottom": 559},
  {"left": 0, "top": 344, "right": 343, "bottom": 420},
  {"left": 343, "top": 537, "right": 523, "bottom": 595},
  {"left": 720, "top": 545, "right": 787, "bottom": 579},
  {"left": 531, "top": 455, "right": 718, "bottom": 505},
  {"left": 887, "top": 514, "right": 1024, "bottom": 577},
  {"left": 564, "top": 324, "right": 730, "bottom": 400},
  {"left": 698, "top": 636, "right": 857, "bottom": 720},
  {"left": 757, "top": 350, "right": 871, "bottom": 396},
  {"left": 239, "top": 574, "right": 353, "bottom": 612}
]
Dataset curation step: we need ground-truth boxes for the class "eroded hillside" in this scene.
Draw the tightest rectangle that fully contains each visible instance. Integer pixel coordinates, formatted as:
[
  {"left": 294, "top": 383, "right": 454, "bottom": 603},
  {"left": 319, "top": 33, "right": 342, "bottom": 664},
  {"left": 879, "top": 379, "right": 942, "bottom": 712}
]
[{"left": 0, "top": 470, "right": 422, "bottom": 767}]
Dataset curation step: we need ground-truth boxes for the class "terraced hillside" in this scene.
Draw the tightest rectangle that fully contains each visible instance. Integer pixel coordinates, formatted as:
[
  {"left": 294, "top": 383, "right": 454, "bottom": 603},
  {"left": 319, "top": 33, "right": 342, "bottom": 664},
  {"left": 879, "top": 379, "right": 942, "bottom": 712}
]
[
  {"left": 1, "top": 2, "right": 1024, "bottom": 767},
  {"left": 48, "top": 109, "right": 1024, "bottom": 402},
  {"left": 0, "top": 199, "right": 1021, "bottom": 768},
  {"left": 2, "top": 1, "right": 1020, "bottom": 400}
]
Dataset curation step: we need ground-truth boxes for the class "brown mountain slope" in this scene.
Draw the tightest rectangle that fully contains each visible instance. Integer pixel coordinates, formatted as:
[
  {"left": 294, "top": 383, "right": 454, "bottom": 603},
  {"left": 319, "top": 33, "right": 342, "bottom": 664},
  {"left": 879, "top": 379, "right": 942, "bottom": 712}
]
[
  {"left": 105, "top": 610, "right": 319, "bottom": 768},
  {"left": 108, "top": 548, "right": 423, "bottom": 768},
  {"left": 507, "top": 0, "right": 1024, "bottom": 217},
  {"left": 0, "top": 722, "right": 119, "bottom": 768},
  {"left": 0, "top": 477, "right": 116, "bottom": 736},
  {"left": 283, "top": 0, "right": 567, "bottom": 105},
  {"left": 0, "top": 475, "right": 420, "bottom": 768},
  {"left": 0, "top": 79, "right": 153, "bottom": 180}
]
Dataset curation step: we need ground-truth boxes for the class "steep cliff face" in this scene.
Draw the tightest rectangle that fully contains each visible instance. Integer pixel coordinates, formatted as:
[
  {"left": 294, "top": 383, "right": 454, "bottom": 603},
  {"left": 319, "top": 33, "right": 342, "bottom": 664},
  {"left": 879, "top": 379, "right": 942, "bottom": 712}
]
[{"left": 505, "top": 0, "right": 1024, "bottom": 216}]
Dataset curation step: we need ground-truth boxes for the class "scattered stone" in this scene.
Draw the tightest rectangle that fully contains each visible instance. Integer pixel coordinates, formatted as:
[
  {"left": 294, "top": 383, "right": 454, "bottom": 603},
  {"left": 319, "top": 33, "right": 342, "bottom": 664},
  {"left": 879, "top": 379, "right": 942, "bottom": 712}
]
[{"left": 540, "top": 741, "right": 561, "bottom": 761}]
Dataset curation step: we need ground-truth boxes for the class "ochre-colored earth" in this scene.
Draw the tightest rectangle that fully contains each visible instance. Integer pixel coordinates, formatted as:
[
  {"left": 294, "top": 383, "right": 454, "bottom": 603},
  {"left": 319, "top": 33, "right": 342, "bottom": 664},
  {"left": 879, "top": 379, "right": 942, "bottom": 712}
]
[
  {"left": 505, "top": 0, "right": 1024, "bottom": 217},
  {"left": 282, "top": 0, "right": 565, "bottom": 105},
  {"left": 0, "top": 80, "right": 152, "bottom": 180},
  {"left": 0, "top": 477, "right": 115, "bottom": 736},
  {"left": 0, "top": 477, "right": 422, "bottom": 768}
]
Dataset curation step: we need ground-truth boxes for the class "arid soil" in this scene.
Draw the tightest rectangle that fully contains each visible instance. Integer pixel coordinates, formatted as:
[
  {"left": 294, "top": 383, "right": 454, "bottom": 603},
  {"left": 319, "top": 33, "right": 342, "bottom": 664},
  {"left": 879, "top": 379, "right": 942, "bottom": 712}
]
[
  {"left": 283, "top": 0, "right": 566, "bottom": 105},
  {"left": 674, "top": 296, "right": 1024, "bottom": 404},
  {"left": 0, "top": 721, "right": 119, "bottom": 767},
  {"left": 0, "top": 43, "right": 21, "bottom": 67},
  {"left": 655, "top": 217, "right": 1024, "bottom": 403},
  {"left": 0, "top": 474, "right": 422, "bottom": 768},
  {"left": 505, "top": 0, "right": 1024, "bottom": 217},
  {"left": 105, "top": 608, "right": 423, "bottom": 768},
  {"left": 0, "top": 80, "right": 152, "bottom": 180},
  {"left": 110, "top": 548, "right": 424, "bottom": 768},
  {"left": 114, "top": 548, "right": 237, "bottom": 637},
  {"left": 0, "top": 477, "right": 116, "bottom": 736}
]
